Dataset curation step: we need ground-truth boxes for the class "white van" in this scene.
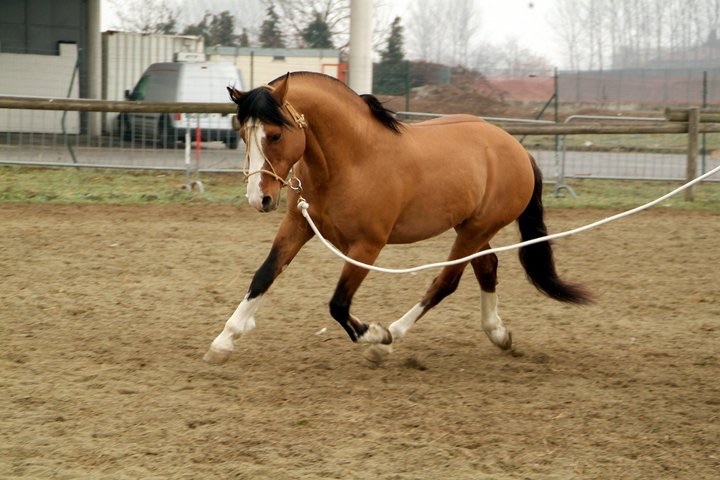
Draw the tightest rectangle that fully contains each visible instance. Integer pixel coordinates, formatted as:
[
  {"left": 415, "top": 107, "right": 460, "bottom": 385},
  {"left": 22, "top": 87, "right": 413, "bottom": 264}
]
[{"left": 122, "top": 61, "right": 241, "bottom": 149}]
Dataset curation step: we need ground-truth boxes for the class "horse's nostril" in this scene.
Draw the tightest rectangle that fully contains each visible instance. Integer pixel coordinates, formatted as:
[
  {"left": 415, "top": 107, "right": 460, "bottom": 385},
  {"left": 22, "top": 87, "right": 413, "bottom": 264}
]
[{"left": 262, "top": 195, "right": 273, "bottom": 209}]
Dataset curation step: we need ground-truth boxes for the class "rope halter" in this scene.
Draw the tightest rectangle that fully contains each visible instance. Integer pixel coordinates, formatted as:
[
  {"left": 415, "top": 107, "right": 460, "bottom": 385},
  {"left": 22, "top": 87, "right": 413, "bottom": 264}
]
[{"left": 242, "top": 99, "right": 306, "bottom": 194}]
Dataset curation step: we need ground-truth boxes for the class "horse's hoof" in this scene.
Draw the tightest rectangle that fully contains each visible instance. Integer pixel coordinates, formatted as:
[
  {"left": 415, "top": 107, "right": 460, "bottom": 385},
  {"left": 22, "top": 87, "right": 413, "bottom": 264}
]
[
  {"left": 497, "top": 330, "right": 513, "bottom": 350},
  {"left": 360, "top": 322, "right": 393, "bottom": 345},
  {"left": 487, "top": 328, "right": 512, "bottom": 350},
  {"left": 364, "top": 344, "right": 393, "bottom": 365},
  {"left": 203, "top": 347, "right": 232, "bottom": 365}
]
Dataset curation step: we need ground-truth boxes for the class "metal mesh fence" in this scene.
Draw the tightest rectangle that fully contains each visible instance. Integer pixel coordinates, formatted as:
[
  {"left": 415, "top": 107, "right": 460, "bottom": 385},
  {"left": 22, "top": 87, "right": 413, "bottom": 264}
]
[
  {"left": 0, "top": 44, "right": 244, "bottom": 172},
  {"left": 557, "top": 68, "right": 720, "bottom": 106}
]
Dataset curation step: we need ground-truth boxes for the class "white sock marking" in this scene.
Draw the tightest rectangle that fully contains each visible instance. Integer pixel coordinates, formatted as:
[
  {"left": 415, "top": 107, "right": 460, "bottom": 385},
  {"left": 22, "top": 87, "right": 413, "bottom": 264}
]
[
  {"left": 209, "top": 293, "right": 262, "bottom": 353},
  {"left": 480, "top": 291, "right": 510, "bottom": 347},
  {"left": 388, "top": 303, "right": 424, "bottom": 342}
]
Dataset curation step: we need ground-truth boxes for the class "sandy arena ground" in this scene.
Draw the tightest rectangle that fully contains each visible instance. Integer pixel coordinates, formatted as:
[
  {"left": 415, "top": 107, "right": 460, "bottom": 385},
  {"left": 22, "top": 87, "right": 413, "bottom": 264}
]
[{"left": 1, "top": 203, "right": 718, "bottom": 479}]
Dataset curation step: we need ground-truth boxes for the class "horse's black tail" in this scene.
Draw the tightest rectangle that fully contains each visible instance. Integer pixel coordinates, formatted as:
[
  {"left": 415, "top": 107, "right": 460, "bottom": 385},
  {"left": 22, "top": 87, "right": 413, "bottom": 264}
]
[{"left": 516, "top": 155, "right": 592, "bottom": 304}]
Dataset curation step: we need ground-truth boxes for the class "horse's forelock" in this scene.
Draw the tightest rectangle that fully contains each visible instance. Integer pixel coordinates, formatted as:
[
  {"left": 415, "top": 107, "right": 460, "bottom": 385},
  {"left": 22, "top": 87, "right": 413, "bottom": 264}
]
[{"left": 236, "top": 87, "right": 292, "bottom": 127}]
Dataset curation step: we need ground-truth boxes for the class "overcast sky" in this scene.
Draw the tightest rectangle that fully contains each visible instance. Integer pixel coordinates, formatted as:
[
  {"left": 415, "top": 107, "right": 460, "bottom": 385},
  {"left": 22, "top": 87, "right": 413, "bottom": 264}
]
[
  {"left": 101, "top": 0, "right": 563, "bottom": 67},
  {"left": 389, "top": 0, "right": 561, "bottom": 65}
]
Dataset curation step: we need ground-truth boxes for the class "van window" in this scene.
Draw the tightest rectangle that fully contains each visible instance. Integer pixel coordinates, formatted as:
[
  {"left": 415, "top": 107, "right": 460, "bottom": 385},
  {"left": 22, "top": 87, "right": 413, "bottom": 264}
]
[{"left": 128, "top": 75, "right": 150, "bottom": 100}]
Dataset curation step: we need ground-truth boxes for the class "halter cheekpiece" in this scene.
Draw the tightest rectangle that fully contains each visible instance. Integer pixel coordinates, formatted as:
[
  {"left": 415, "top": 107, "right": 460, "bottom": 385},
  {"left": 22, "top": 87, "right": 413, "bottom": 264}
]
[{"left": 284, "top": 101, "right": 307, "bottom": 129}]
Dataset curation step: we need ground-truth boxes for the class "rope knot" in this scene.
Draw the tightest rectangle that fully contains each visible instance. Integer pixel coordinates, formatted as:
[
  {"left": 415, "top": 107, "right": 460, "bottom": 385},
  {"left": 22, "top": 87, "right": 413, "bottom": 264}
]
[{"left": 284, "top": 101, "right": 307, "bottom": 128}]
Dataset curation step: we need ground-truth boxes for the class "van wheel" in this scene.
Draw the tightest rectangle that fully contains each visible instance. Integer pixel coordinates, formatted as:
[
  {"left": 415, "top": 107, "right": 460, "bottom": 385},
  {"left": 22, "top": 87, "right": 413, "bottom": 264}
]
[
  {"left": 226, "top": 134, "right": 239, "bottom": 149},
  {"left": 157, "top": 116, "right": 177, "bottom": 149},
  {"left": 120, "top": 113, "right": 133, "bottom": 142}
]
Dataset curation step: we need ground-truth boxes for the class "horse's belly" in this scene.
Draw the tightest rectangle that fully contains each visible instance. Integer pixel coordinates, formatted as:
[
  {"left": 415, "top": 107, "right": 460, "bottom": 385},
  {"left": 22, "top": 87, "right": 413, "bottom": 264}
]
[{"left": 387, "top": 205, "right": 469, "bottom": 244}]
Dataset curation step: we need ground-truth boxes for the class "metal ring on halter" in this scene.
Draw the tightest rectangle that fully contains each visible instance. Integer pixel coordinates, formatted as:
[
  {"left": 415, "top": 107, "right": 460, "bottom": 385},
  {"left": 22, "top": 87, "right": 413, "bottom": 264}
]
[{"left": 288, "top": 176, "right": 303, "bottom": 192}]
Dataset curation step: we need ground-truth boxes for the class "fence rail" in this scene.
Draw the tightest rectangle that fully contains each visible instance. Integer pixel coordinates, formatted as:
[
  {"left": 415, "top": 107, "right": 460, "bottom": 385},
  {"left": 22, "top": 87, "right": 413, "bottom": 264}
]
[
  {"left": 0, "top": 96, "right": 236, "bottom": 114},
  {"left": 1, "top": 97, "right": 719, "bottom": 199}
]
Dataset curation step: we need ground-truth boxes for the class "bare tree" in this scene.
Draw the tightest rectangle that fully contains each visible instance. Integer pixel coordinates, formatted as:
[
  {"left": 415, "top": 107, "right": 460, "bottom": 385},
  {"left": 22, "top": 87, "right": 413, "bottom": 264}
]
[
  {"left": 108, "top": 0, "right": 180, "bottom": 33},
  {"left": 445, "top": 0, "right": 480, "bottom": 66},
  {"left": 492, "top": 38, "right": 552, "bottom": 75},
  {"left": 407, "top": 0, "right": 447, "bottom": 62},
  {"left": 550, "top": 0, "right": 584, "bottom": 69},
  {"left": 552, "top": 0, "right": 720, "bottom": 69},
  {"left": 272, "top": 0, "right": 350, "bottom": 48}
]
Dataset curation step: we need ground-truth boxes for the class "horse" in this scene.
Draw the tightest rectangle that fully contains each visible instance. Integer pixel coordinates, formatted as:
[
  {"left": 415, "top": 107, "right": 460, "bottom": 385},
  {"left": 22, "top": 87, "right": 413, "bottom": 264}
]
[{"left": 203, "top": 71, "right": 591, "bottom": 365}]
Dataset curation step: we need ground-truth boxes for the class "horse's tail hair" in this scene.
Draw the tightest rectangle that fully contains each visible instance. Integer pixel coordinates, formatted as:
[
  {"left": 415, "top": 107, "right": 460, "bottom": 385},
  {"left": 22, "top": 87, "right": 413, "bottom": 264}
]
[{"left": 516, "top": 155, "right": 592, "bottom": 304}]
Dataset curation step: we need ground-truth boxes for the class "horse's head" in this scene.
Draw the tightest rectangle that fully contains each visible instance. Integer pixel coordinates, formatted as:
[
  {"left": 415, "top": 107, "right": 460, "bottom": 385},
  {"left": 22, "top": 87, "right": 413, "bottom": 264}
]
[{"left": 228, "top": 74, "right": 306, "bottom": 212}]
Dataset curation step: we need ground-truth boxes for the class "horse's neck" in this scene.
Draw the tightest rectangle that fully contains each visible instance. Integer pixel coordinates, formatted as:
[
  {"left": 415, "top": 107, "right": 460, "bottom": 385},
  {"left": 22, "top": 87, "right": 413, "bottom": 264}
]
[{"left": 294, "top": 88, "right": 374, "bottom": 179}]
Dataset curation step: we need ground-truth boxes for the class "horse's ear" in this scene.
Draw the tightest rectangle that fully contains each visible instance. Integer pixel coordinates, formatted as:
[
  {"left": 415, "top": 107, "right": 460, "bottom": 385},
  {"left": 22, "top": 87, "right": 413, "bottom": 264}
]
[
  {"left": 270, "top": 72, "right": 290, "bottom": 103},
  {"left": 227, "top": 86, "right": 245, "bottom": 105}
]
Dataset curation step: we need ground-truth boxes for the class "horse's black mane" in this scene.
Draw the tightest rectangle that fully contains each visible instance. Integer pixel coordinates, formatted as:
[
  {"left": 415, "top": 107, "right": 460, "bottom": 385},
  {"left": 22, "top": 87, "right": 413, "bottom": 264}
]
[
  {"left": 359, "top": 93, "right": 403, "bottom": 134},
  {"left": 230, "top": 72, "right": 403, "bottom": 134},
  {"left": 234, "top": 87, "right": 292, "bottom": 128}
]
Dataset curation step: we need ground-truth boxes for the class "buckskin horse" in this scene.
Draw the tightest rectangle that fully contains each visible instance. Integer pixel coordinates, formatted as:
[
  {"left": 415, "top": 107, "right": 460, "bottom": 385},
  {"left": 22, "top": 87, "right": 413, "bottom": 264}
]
[{"left": 203, "top": 72, "right": 590, "bottom": 365}]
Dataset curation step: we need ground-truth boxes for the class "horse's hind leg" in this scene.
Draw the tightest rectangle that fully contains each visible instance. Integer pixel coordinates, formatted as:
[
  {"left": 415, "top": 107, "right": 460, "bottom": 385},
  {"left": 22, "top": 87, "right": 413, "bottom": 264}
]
[
  {"left": 470, "top": 250, "right": 512, "bottom": 350},
  {"left": 387, "top": 264, "right": 466, "bottom": 343},
  {"left": 385, "top": 236, "right": 474, "bottom": 346},
  {"left": 385, "top": 244, "right": 511, "bottom": 352}
]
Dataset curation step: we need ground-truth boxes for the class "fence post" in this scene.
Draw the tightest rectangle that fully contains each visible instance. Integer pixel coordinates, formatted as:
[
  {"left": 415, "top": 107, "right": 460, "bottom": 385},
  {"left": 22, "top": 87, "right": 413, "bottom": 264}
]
[{"left": 685, "top": 107, "right": 699, "bottom": 201}]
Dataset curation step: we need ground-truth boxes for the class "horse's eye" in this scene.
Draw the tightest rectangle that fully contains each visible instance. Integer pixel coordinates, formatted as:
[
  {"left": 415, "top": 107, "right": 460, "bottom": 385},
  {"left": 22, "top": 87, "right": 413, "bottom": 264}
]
[{"left": 269, "top": 133, "right": 282, "bottom": 143}]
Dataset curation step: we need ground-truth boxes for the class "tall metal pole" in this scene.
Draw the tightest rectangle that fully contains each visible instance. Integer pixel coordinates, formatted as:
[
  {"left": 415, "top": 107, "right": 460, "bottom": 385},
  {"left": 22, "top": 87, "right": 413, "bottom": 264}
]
[
  {"left": 86, "top": 0, "right": 102, "bottom": 137},
  {"left": 348, "top": 0, "right": 373, "bottom": 94}
]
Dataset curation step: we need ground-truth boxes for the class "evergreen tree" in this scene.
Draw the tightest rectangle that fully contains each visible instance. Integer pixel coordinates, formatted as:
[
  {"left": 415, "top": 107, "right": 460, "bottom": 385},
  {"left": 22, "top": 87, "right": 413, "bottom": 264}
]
[
  {"left": 382, "top": 16, "right": 405, "bottom": 64},
  {"left": 156, "top": 15, "right": 178, "bottom": 35},
  {"left": 182, "top": 13, "right": 211, "bottom": 42},
  {"left": 183, "top": 11, "right": 239, "bottom": 47},
  {"left": 374, "top": 17, "right": 407, "bottom": 95},
  {"left": 238, "top": 28, "right": 250, "bottom": 48},
  {"left": 259, "top": 5, "right": 285, "bottom": 48},
  {"left": 301, "top": 12, "right": 334, "bottom": 49},
  {"left": 209, "top": 11, "right": 236, "bottom": 46}
]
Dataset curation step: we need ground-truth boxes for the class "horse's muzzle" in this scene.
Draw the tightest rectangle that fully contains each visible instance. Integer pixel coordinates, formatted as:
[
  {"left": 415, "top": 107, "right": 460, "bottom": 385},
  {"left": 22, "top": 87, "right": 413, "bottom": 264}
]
[{"left": 261, "top": 195, "right": 278, "bottom": 212}]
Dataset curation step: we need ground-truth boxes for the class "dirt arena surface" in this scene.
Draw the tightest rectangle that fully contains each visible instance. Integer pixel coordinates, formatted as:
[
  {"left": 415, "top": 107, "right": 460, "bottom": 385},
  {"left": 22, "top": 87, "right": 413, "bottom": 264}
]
[{"left": 1, "top": 202, "right": 718, "bottom": 479}]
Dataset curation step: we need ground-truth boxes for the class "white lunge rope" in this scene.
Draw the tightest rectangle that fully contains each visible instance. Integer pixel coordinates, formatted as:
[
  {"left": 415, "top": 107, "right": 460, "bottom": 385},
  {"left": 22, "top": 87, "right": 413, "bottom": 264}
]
[{"left": 297, "top": 165, "right": 720, "bottom": 274}]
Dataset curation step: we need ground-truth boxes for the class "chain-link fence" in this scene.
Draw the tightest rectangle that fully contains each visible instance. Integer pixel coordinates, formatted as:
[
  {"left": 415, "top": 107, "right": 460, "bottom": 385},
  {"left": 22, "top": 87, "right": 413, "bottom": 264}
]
[
  {"left": 557, "top": 68, "right": 720, "bottom": 106},
  {"left": 374, "top": 62, "right": 720, "bottom": 109},
  {"left": 372, "top": 62, "right": 720, "bottom": 187}
]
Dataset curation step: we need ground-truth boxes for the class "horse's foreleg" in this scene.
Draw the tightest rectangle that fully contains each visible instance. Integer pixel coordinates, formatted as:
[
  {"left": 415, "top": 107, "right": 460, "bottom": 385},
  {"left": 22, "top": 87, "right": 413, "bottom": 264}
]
[
  {"left": 203, "top": 216, "right": 313, "bottom": 365},
  {"left": 470, "top": 251, "right": 512, "bottom": 350},
  {"left": 329, "top": 243, "right": 393, "bottom": 345}
]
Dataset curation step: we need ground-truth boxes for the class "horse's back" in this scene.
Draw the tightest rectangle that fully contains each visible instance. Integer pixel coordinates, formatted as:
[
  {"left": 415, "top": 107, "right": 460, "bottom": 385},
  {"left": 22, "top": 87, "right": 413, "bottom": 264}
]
[
  {"left": 411, "top": 114, "right": 521, "bottom": 147},
  {"left": 404, "top": 114, "right": 533, "bottom": 186},
  {"left": 413, "top": 113, "right": 485, "bottom": 127}
]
